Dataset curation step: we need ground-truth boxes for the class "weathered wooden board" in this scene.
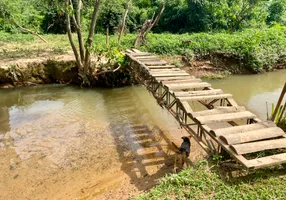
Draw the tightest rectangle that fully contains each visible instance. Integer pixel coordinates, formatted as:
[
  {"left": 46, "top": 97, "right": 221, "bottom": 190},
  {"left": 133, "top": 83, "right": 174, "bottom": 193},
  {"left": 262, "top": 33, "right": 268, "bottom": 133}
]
[
  {"left": 138, "top": 58, "right": 163, "bottom": 62},
  {"left": 196, "top": 111, "right": 256, "bottom": 124},
  {"left": 191, "top": 106, "right": 245, "bottom": 118},
  {"left": 166, "top": 82, "right": 211, "bottom": 90},
  {"left": 220, "top": 127, "right": 285, "bottom": 145},
  {"left": 162, "top": 79, "right": 202, "bottom": 85},
  {"left": 174, "top": 89, "right": 223, "bottom": 97},
  {"left": 247, "top": 152, "right": 286, "bottom": 169},
  {"left": 147, "top": 65, "right": 177, "bottom": 69},
  {"left": 135, "top": 56, "right": 158, "bottom": 59},
  {"left": 143, "top": 61, "right": 168, "bottom": 66},
  {"left": 156, "top": 76, "right": 195, "bottom": 81},
  {"left": 181, "top": 101, "right": 194, "bottom": 113},
  {"left": 230, "top": 138, "right": 286, "bottom": 155},
  {"left": 151, "top": 73, "right": 190, "bottom": 77},
  {"left": 131, "top": 48, "right": 142, "bottom": 53},
  {"left": 128, "top": 52, "right": 153, "bottom": 56},
  {"left": 210, "top": 121, "right": 276, "bottom": 137},
  {"left": 150, "top": 68, "right": 182, "bottom": 72},
  {"left": 178, "top": 94, "right": 232, "bottom": 101}
]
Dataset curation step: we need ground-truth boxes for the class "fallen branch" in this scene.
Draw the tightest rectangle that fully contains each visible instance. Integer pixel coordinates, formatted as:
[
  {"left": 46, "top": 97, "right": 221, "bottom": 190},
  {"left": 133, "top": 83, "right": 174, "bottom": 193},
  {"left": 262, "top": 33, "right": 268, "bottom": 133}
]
[{"left": 10, "top": 20, "right": 48, "bottom": 43}]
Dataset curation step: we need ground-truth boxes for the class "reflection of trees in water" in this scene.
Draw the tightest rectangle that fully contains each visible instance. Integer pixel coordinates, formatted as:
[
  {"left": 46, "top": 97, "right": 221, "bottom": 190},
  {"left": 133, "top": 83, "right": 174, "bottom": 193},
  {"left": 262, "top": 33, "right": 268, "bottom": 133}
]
[{"left": 0, "top": 85, "right": 71, "bottom": 107}]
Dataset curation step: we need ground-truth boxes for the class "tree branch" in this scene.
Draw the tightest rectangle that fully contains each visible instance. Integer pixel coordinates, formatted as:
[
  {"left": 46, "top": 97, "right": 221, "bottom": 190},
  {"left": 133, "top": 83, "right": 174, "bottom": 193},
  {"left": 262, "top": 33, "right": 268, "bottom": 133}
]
[
  {"left": 9, "top": 20, "right": 48, "bottom": 43},
  {"left": 84, "top": 0, "right": 101, "bottom": 74},
  {"left": 66, "top": 1, "right": 82, "bottom": 68},
  {"left": 118, "top": 0, "right": 131, "bottom": 45},
  {"left": 93, "top": 65, "right": 121, "bottom": 76}
]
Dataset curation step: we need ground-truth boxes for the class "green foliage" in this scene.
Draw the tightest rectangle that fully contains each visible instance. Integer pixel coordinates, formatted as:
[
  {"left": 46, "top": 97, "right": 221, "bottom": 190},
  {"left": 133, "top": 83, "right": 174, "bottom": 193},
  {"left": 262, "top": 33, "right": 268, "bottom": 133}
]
[
  {"left": 141, "top": 26, "right": 286, "bottom": 72},
  {"left": 136, "top": 161, "right": 286, "bottom": 200}
]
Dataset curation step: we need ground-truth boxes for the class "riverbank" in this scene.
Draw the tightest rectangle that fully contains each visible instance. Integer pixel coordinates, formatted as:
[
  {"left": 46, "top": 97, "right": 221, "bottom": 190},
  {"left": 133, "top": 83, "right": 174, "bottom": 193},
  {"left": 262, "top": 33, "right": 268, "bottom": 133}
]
[{"left": 1, "top": 26, "right": 286, "bottom": 85}]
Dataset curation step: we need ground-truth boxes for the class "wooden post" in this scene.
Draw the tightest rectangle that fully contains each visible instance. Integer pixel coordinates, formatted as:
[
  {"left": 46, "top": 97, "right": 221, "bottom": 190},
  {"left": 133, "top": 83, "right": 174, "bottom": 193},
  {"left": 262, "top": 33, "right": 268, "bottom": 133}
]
[
  {"left": 106, "top": 26, "right": 109, "bottom": 48},
  {"left": 271, "top": 82, "right": 286, "bottom": 121}
]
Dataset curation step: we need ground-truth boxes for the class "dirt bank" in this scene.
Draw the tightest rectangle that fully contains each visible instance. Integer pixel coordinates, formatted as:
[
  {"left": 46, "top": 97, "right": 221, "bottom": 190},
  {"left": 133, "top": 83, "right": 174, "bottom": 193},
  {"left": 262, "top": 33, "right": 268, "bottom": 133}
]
[{"left": 0, "top": 53, "right": 133, "bottom": 88}]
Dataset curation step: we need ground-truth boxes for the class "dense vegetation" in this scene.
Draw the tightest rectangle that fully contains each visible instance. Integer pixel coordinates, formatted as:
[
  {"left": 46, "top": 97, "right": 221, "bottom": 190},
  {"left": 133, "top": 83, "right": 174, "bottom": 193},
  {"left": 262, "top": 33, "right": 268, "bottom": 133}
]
[
  {"left": 1, "top": 0, "right": 286, "bottom": 34},
  {"left": 1, "top": 0, "right": 286, "bottom": 74}
]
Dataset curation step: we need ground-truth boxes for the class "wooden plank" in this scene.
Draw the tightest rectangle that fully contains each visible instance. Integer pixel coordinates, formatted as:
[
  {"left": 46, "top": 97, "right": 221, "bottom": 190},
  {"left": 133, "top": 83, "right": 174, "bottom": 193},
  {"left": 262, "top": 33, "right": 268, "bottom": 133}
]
[
  {"left": 162, "top": 78, "right": 201, "bottom": 85},
  {"left": 150, "top": 68, "right": 182, "bottom": 72},
  {"left": 156, "top": 76, "right": 195, "bottom": 81},
  {"left": 129, "top": 53, "right": 153, "bottom": 57},
  {"left": 138, "top": 58, "right": 162, "bottom": 61},
  {"left": 201, "top": 125, "right": 251, "bottom": 169},
  {"left": 220, "top": 127, "right": 285, "bottom": 145},
  {"left": 226, "top": 97, "right": 239, "bottom": 107},
  {"left": 147, "top": 65, "right": 177, "bottom": 69},
  {"left": 247, "top": 153, "right": 286, "bottom": 169},
  {"left": 178, "top": 94, "right": 232, "bottom": 101},
  {"left": 131, "top": 48, "right": 143, "bottom": 53},
  {"left": 136, "top": 56, "right": 158, "bottom": 59},
  {"left": 230, "top": 138, "right": 286, "bottom": 155},
  {"left": 144, "top": 61, "right": 168, "bottom": 66},
  {"left": 126, "top": 49, "right": 134, "bottom": 53},
  {"left": 166, "top": 82, "right": 211, "bottom": 90},
  {"left": 191, "top": 106, "right": 246, "bottom": 118},
  {"left": 181, "top": 101, "right": 194, "bottom": 113},
  {"left": 152, "top": 73, "right": 190, "bottom": 77},
  {"left": 174, "top": 89, "right": 223, "bottom": 97},
  {"left": 196, "top": 111, "right": 256, "bottom": 125},
  {"left": 210, "top": 121, "right": 276, "bottom": 137}
]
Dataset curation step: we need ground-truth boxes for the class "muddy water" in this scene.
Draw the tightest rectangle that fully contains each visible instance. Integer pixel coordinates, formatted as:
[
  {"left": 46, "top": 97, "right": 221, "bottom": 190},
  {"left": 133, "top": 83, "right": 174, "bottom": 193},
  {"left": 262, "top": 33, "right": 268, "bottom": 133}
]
[
  {"left": 0, "top": 70, "right": 285, "bottom": 200},
  {"left": 208, "top": 69, "right": 286, "bottom": 120},
  {"left": 0, "top": 85, "right": 204, "bottom": 200}
]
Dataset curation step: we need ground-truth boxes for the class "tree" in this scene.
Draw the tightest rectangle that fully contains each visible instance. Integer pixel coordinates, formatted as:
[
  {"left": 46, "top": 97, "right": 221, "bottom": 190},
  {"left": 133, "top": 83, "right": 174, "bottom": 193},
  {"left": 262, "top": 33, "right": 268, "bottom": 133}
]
[
  {"left": 65, "top": 0, "right": 101, "bottom": 86},
  {"left": 133, "top": 1, "right": 165, "bottom": 47}
]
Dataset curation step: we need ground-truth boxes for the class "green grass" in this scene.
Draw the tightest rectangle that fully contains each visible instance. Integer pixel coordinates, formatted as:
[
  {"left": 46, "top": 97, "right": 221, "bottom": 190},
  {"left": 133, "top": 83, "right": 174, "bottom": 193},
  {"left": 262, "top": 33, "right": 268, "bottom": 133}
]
[
  {"left": 1, "top": 26, "right": 286, "bottom": 73},
  {"left": 136, "top": 161, "right": 286, "bottom": 200}
]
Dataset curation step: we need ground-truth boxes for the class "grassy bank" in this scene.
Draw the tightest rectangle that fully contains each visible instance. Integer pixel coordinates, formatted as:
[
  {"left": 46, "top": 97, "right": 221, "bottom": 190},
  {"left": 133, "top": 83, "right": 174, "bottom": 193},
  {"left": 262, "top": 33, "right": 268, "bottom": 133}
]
[
  {"left": 1, "top": 26, "right": 286, "bottom": 73},
  {"left": 136, "top": 161, "right": 286, "bottom": 200}
]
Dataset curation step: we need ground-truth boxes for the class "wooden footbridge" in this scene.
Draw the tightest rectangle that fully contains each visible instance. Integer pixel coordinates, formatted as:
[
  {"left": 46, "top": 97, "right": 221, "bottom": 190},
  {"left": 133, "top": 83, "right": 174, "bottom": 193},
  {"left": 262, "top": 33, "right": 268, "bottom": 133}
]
[{"left": 126, "top": 49, "right": 286, "bottom": 170}]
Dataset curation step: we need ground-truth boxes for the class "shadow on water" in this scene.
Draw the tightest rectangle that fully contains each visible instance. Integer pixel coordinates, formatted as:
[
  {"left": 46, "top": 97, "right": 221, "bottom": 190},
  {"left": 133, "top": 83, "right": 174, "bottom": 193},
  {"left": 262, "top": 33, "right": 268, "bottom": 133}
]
[
  {"left": 109, "top": 123, "right": 175, "bottom": 191},
  {"left": 99, "top": 86, "right": 183, "bottom": 191}
]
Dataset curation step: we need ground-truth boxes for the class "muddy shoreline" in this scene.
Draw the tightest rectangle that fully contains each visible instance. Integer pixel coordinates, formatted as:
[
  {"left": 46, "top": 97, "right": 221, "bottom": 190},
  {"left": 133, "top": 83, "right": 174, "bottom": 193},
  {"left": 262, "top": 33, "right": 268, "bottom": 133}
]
[
  {"left": 1, "top": 53, "right": 286, "bottom": 89},
  {"left": 0, "top": 55, "right": 134, "bottom": 89}
]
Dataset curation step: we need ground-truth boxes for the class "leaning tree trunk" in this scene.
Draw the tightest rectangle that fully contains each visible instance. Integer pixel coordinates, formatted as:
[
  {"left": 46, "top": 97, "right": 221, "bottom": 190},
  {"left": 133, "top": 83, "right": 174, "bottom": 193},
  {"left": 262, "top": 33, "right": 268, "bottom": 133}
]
[{"left": 133, "top": 3, "right": 165, "bottom": 47}]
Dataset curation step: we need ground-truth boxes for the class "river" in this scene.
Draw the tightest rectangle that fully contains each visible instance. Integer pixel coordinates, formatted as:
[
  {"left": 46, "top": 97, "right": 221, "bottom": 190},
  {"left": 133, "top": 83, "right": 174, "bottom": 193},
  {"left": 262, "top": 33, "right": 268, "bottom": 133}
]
[{"left": 0, "top": 70, "right": 285, "bottom": 199}]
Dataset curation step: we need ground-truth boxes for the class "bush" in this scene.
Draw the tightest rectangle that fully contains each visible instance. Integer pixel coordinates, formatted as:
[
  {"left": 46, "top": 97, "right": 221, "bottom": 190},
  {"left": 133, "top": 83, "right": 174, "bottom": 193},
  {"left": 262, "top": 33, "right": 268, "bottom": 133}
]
[{"left": 141, "top": 26, "right": 286, "bottom": 73}]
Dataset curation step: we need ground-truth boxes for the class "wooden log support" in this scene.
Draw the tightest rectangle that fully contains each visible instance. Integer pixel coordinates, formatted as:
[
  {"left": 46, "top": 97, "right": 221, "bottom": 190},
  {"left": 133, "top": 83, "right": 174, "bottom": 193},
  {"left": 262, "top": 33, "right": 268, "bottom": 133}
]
[
  {"left": 174, "top": 89, "right": 223, "bottom": 97},
  {"left": 178, "top": 94, "right": 232, "bottom": 101},
  {"left": 247, "top": 153, "right": 286, "bottom": 169},
  {"left": 151, "top": 73, "right": 190, "bottom": 77},
  {"left": 150, "top": 68, "right": 182, "bottom": 72},
  {"left": 195, "top": 111, "right": 256, "bottom": 124},
  {"left": 210, "top": 121, "right": 276, "bottom": 137},
  {"left": 162, "top": 79, "right": 202, "bottom": 85},
  {"left": 220, "top": 127, "right": 285, "bottom": 145},
  {"left": 166, "top": 82, "right": 211, "bottom": 90},
  {"left": 147, "top": 65, "right": 177, "bottom": 69},
  {"left": 143, "top": 60, "right": 168, "bottom": 66},
  {"left": 230, "top": 138, "right": 286, "bottom": 155},
  {"left": 156, "top": 76, "right": 195, "bottom": 81},
  {"left": 191, "top": 106, "right": 246, "bottom": 118}
]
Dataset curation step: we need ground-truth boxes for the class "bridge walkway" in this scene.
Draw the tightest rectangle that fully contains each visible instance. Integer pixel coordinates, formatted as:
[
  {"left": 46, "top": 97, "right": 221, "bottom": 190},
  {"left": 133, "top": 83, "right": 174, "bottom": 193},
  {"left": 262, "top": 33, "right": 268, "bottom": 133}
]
[{"left": 126, "top": 48, "right": 286, "bottom": 170}]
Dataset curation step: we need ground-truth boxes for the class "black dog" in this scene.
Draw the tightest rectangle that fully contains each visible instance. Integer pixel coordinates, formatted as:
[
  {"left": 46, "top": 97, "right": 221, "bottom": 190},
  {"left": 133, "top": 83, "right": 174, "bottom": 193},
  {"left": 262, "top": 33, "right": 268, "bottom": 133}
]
[{"left": 171, "top": 136, "right": 191, "bottom": 172}]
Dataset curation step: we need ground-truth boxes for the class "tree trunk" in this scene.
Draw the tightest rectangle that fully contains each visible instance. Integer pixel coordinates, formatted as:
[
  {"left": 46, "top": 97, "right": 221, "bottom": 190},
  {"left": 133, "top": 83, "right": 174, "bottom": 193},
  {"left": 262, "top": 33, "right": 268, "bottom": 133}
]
[
  {"left": 84, "top": 0, "right": 101, "bottom": 75},
  {"left": 118, "top": 0, "right": 130, "bottom": 45},
  {"left": 133, "top": 3, "right": 165, "bottom": 47}
]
